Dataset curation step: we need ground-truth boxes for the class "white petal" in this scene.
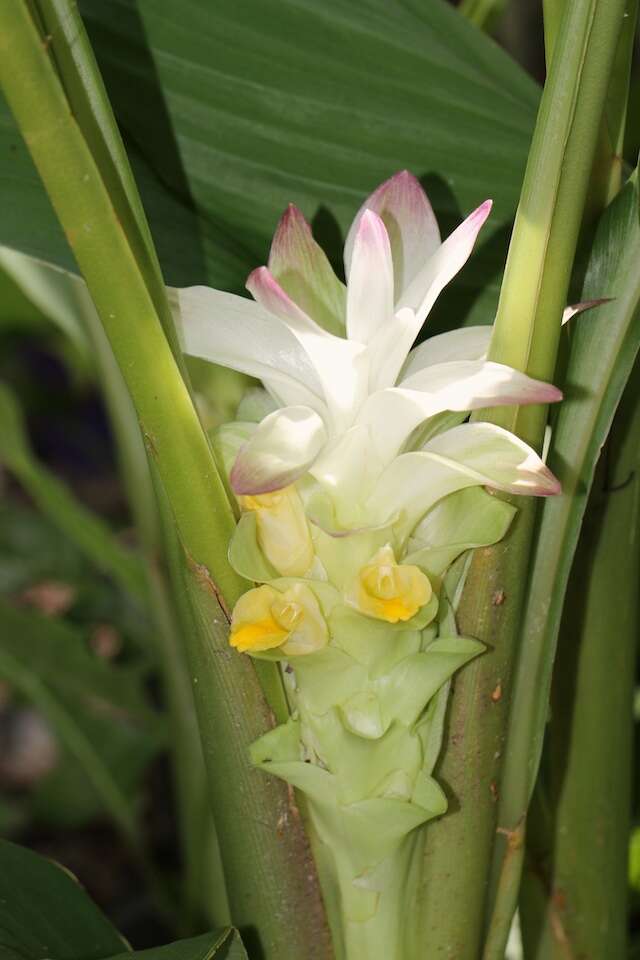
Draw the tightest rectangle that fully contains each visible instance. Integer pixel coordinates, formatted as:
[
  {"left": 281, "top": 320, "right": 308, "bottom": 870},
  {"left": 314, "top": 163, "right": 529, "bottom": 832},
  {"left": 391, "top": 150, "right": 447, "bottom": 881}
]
[
  {"left": 362, "top": 205, "right": 491, "bottom": 392},
  {"left": 310, "top": 424, "right": 383, "bottom": 519},
  {"left": 366, "top": 421, "right": 560, "bottom": 533},
  {"left": 346, "top": 210, "right": 395, "bottom": 344},
  {"left": 176, "top": 285, "right": 324, "bottom": 412},
  {"left": 424, "top": 422, "right": 561, "bottom": 499},
  {"left": 247, "top": 267, "right": 368, "bottom": 432},
  {"left": 366, "top": 306, "right": 419, "bottom": 393},
  {"left": 398, "top": 200, "right": 493, "bottom": 325},
  {"left": 230, "top": 406, "right": 328, "bottom": 495},
  {"left": 404, "top": 359, "right": 562, "bottom": 409},
  {"left": 357, "top": 361, "right": 562, "bottom": 466},
  {"left": 344, "top": 171, "right": 440, "bottom": 302},
  {"left": 400, "top": 326, "right": 493, "bottom": 380}
]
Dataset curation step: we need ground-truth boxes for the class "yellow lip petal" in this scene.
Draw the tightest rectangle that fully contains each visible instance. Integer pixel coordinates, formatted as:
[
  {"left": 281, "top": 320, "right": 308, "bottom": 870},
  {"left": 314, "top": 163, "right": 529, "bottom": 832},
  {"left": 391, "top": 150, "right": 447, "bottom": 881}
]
[
  {"left": 229, "top": 582, "right": 328, "bottom": 656},
  {"left": 347, "top": 544, "right": 432, "bottom": 623},
  {"left": 230, "top": 617, "right": 288, "bottom": 653}
]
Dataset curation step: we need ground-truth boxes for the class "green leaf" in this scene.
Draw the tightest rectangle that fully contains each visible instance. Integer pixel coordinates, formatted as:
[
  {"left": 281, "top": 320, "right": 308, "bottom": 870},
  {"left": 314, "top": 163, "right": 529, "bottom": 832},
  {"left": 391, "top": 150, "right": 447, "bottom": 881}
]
[
  {"left": 0, "top": 381, "right": 148, "bottom": 602},
  {"left": 506, "top": 171, "right": 640, "bottom": 807},
  {"left": 0, "top": 246, "right": 90, "bottom": 355},
  {"left": 0, "top": 0, "right": 539, "bottom": 328},
  {"left": 0, "top": 839, "right": 248, "bottom": 960},
  {"left": 0, "top": 599, "right": 163, "bottom": 840},
  {"left": 103, "top": 930, "right": 249, "bottom": 960},
  {"left": 0, "top": 839, "right": 126, "bottom": 960},
  {"left": 488, "top": 170, "right": 640, "bottom": 944}
]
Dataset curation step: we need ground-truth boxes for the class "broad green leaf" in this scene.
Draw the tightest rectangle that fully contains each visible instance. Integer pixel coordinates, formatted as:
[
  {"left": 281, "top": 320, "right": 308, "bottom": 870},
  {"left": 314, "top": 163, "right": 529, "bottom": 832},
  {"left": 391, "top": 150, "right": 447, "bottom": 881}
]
[
  {"left": 0, "top": 381, "right": 148, "bottom": 602},
  {"left": 0, "top": 839, "right": 126, "bottom": 960},
  {"left": 0, "top": 839, "right": 247, "bottom": 960},
  {"left": 104, "top": 930, "right": 249, "bottom": 960},
  {"left": 0, "top": 0, "right": 539, "bottom": 328}
]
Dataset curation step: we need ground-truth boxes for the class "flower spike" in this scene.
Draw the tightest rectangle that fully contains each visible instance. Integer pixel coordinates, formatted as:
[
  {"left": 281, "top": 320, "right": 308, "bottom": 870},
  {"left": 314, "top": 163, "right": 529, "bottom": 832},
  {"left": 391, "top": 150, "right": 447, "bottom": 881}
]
[{"left": 175, "top": 171, "right": 567, "bottom": 958}]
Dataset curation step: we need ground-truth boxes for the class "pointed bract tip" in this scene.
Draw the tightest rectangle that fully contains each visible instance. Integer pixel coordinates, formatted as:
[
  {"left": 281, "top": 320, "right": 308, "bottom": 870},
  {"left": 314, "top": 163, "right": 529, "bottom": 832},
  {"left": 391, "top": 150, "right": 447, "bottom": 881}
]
[
  {"left": 547, "top": 385, "right": 563, "bottom": 403},
  {"left": 392, "top": 169, "right": 420, "bottom": 185},
  {"left": 561, "top": 297, "right": 614, "bottom": 326},
  {"left": 270, "top": 203, "right": 311, "bottom": 254},
  {"left": 374, "top": 169, "right": 426, "bottom": 202},
  {"left": 247, "top": 264, "right": 284, "bottom": 296},
  {"left": 473, "top": 199, "right": 493, "bottom": 222},
  {"left": 535, "top": 465, "right": 562, "bottom": 497},
  {"left": 245, "top": 264, "right": 267, "bottom": 295},
  {"left": 357, "top": 207, "right": 388, "bottom": 239},
  {"left": 528, "top": 382, "right": 563, "bottom": 405},
  {"left": 281, "top": 202, "right": 308, "bottom": 225}
]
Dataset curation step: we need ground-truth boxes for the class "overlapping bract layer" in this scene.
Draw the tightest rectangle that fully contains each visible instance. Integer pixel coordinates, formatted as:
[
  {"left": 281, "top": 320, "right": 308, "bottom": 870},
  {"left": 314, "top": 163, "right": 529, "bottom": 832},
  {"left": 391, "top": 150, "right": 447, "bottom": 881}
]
[
  {"left": 176, "top": 171, "right": 561, "bottom": 959},
  {"left": 177, "top": 170, "right": 561, "bottom": 532}
]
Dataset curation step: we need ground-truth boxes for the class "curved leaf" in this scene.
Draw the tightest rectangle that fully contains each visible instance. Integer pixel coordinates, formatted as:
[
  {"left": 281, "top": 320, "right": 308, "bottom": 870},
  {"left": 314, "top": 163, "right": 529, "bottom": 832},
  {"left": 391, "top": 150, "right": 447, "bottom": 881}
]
[
  {"left": 104, "top": 930, "right": 249, "bottom": 960},
  {"left": 0, "top": 839, "right": 127, "bottom": 960}
]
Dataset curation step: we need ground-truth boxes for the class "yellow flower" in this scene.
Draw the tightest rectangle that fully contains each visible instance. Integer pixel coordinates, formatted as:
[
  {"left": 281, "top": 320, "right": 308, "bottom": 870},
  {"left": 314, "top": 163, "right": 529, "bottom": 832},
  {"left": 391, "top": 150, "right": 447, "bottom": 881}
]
[
  {"left": 239, "top": 485, "right": 314, "bottom": 577},
  {"left": 346, "top": 544, "right": 432, "bottom": 623},
  {"left": 230, "top": 582, "right": 328, "bottom": 656}
]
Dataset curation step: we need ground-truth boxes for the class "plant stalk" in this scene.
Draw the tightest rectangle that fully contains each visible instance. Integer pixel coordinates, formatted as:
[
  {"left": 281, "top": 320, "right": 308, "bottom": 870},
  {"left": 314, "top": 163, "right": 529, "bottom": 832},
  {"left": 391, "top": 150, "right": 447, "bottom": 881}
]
[
  {"left": 484, "top": 170, "right": 640, "bottom": 960},
  {"left": 520, "top": 375, "right": 640, "bottom": 958}
]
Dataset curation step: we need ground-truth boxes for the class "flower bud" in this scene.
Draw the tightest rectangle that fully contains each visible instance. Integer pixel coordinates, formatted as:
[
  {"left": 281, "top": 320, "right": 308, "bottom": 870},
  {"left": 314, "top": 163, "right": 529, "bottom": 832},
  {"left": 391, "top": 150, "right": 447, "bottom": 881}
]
[
  {"left": 346, "top": 544, "right": 432, "bottom": 623},
  {"left": 239, "top": 485, "right": 314, "bottom": 577},
  {"left": 230, "top": 582, "right": 328, "bottom": 656}
]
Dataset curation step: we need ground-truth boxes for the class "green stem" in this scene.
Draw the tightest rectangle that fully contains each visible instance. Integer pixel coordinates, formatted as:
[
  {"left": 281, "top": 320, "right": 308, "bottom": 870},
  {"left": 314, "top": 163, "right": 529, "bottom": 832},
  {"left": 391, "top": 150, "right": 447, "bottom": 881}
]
[
  {"left": 417, "top": 499, "right": 536, "bottom": 955},
  {"left": 484, "top": 171, "right": 640, "bottom": 960},
  {"left": 520, "top": 376, "right": 640, "bottom": 958},
  {"left": 418, "top": 0, "right": 627, "bottom": 955},
  {"left": 155, "top": 481, "right": 231, "bottom": 931},
  {"left": 31, "top": 0, "right": 185, "bottom": 365},
  {"left": 545, "top": 0, "right": 638, "bottom": 213},
  {"left": 0, "top": 7, "right": 330, "bottom": 956},
  {"left": 80, "top": 293, "right": 228, "bottom": 930},
  {"left": 488, "top": 0, "right": 625, "bottom": 445}
]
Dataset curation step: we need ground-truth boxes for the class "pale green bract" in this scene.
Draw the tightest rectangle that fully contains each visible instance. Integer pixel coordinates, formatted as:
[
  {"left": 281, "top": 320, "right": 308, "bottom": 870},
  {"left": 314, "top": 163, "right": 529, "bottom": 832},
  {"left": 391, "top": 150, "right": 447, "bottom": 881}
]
[{"left": 176, "top": 172, "right": 561, "bottom": 959}]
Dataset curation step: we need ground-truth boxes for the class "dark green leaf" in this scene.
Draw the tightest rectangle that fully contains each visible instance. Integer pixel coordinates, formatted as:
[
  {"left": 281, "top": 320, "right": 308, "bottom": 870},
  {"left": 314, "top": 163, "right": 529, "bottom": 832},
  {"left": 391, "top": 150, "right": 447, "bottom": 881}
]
[
  {"left": 491, "top": 171, "right": 640, "bottom": 876},
  {"left": 516, "top": 171, "right": 640, "bottom": 797},
  {"left": 103, "top": 930, "right": 249, "bottom": 960},
  {"left": 1, "top": 0, "right": 539, "bottom": 327},
  {"left": 0, "top": 840, "right": 247, "bottom": 960},
  {"left": 0, "top": 839, "right": 126, "bottom": 960}
]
